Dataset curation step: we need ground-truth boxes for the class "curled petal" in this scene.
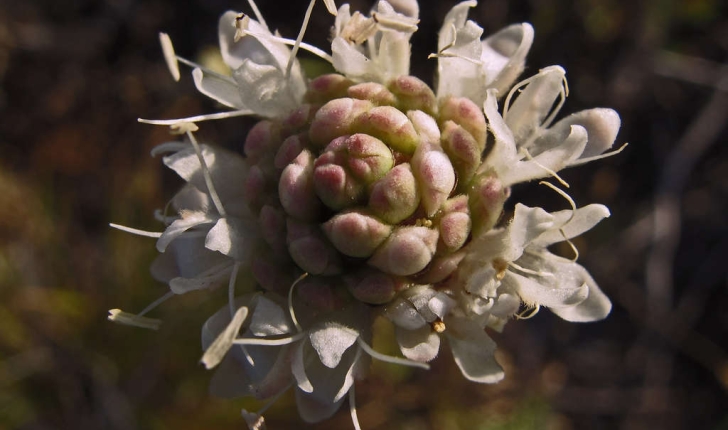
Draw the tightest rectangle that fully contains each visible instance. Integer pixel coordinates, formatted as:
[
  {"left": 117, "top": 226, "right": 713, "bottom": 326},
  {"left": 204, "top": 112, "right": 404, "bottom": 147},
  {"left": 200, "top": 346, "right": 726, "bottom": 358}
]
[{"left": 396, "top": 325, "right": 440, "bottom": 362}]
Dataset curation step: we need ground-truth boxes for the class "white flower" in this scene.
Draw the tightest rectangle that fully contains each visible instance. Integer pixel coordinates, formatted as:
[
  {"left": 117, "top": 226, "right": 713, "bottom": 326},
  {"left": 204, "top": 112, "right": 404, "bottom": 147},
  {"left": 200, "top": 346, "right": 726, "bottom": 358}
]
[{"left": 110, "top": 1, "right": 623, "bottom": 428}]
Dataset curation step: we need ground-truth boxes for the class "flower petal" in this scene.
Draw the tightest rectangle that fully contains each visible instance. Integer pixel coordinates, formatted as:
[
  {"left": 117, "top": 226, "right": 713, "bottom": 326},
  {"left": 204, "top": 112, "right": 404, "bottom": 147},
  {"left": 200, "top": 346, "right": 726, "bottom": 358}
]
[
  {"left": 309, "top": 323, "right": 359, "bottom": 369},
  {"left": 481, "top": 23, "right": 534, "bottom": 95},
  {"left": 192, "top": 67, "right": 245, "bottom": 109},
  {"left": 396, "top": 325, "right": 440, "bottom": 362},
  {"left": 447, "top": 316, "right": 504, "bottom": 383}
]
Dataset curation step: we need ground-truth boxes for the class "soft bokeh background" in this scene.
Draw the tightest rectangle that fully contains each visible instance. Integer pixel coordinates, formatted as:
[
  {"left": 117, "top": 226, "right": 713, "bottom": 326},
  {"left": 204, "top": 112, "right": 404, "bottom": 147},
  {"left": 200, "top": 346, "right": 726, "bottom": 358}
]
[{"left": 1, "top": 0, "right": 727, "bottom": 429}]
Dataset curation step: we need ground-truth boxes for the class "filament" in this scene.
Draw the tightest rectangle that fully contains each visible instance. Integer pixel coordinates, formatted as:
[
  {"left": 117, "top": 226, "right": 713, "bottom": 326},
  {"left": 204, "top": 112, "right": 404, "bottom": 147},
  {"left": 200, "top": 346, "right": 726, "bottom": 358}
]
[{"left": 109, "top": 223, "right": 163, "bottom": 238}]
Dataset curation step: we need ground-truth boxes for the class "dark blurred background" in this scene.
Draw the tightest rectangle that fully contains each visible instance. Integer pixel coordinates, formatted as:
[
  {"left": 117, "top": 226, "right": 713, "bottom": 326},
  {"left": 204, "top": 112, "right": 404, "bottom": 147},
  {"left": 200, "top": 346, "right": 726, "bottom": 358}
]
[{"left": 1, "top": 0, "right": 726, "bottom": 429}]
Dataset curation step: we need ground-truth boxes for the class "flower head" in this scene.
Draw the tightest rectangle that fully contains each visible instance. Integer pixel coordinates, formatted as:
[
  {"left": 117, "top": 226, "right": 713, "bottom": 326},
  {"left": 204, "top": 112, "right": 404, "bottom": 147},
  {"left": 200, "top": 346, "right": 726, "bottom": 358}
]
[{"left": 110, "top": 1, "right": 624, "bottom": 428}]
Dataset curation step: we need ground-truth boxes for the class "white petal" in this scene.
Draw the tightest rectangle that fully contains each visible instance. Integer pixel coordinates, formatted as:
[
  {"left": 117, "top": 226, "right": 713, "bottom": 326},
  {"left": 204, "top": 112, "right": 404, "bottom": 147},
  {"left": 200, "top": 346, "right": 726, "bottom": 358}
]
[
  {"left": 292, "top": 341, "right": 314, "bottom": 393},
  {"left": 192, "top": 68, "right": 245, "bottom": 109},
  {"left": 527, "top": 108, "right": 621, "bottom": 163},
  {"left": 549, "top": 267, "right": 612, "bottom": 322},
  {"left": 377, "top": 30, "right": 411, "bottom": 79},
  {"left": 436, "top": 2, "right": 484, "bottom": 101},
  {"left": 503, "top": 270, "right": 588, "bottom": 309},
  {"left": 309, "top": 323, "right": 359, "bottom": 368},
  {"left": 505, "top": 66, "right": 566, "bottom": 145},
  {"left": 295, "top": 388, "right": 345, "bottom": 424},
  {"left": 482, "top": 90, "right": 518, "bottom": 167},
  {"left": 386, "top": 0, "right": 419, "bottom": 18},
  {"left": 396, "top": 325, "right": 440, "bottom": 362},
  {"left": 332, "top": 37, "right": 375, "bottom": 80},
  {"left": 205, "top": 217, "right": 256, "bottom": 261},
  {"left": 385, "top": 297, "right": 427, "bottom": 330},
  {"left": 482, "top": 23, "right": 534, "bottom": 95},
  {"left": 169, "top": 261, "right": 234, "bottom": 294},
  {"left": 156, "top": 211, "right": 215, "bottom": 252},
  {"left": 248, "top": 295, "right": 292, "bottom": 337},
  {"left": 533, "top": 204, "right": 610, "bottom": 247},
  {"left": 447, "top": 316, "right": 504, "bottom": 383}
]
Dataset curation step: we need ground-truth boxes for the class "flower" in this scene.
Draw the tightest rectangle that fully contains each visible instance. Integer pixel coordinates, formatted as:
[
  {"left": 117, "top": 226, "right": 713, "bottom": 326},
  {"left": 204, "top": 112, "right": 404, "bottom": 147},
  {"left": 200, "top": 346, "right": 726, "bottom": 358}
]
[{"left": 109, "top": 0, "right": 624, "bottom": 428}]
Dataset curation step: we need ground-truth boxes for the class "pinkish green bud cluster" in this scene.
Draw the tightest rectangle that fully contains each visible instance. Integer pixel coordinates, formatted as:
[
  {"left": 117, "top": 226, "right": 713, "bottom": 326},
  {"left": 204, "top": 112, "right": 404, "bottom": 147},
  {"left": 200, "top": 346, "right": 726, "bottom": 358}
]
[{"left": 241, "top": 73, "right": 508, "bottom": 304}]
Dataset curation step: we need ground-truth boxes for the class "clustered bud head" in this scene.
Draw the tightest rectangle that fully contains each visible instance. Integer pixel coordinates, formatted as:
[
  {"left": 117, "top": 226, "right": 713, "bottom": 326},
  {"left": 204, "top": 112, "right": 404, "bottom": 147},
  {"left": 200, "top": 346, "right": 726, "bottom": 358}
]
[{"left": 112, "top": 1, "right": 623, "bottom": 428}]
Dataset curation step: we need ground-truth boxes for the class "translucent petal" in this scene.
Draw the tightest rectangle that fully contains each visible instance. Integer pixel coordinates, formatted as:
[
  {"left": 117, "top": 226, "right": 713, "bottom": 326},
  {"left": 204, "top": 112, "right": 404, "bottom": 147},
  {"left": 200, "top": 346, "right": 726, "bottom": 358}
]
[
  {"left": 192, "top": 68, "right": 245, "bottom": 109},
  {"left": 384, "top": 297, "right": 427, "bottom": 330},
  {"left": 533, "top": 204, "right": 610, "bottom": 247},
  {"left": 447, "top": 316, "right": 504, "bottom": 383},
  {"left": 205, "top": 217, "right": 255, "bottom": 261},
  {"left": 156, "top": 211, "right": 215, "bottom": 252},
  {"left": 309, "top": 323, "right": 359, "bottom": 368},
  {"left": 481, "top": 23, "right": 534, "bottom": 95},
  {"left": 505, "top": 66, "right": 566, "bottom": 145},
  {"left": 296, "top": 388, "right": 345, "bottom": 424},
  {"left": 502, "top": 270, "right": 588, "bottom": 309},
  {"left": 395, "top": 325, "right": 440, "bottom": 362}
]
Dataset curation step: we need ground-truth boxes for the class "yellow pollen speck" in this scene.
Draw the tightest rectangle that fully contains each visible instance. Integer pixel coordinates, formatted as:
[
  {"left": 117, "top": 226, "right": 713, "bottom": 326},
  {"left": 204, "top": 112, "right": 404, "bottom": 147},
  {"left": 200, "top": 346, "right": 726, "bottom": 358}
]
[
  {"left": 415, "top": 218, "right": 433, "bottom": 227},
  {"left": 493, "top": 258, "right": 508, "bottom": 280},
  {"left": 432, "top": 320, "right": 446, "bottom": 333}
]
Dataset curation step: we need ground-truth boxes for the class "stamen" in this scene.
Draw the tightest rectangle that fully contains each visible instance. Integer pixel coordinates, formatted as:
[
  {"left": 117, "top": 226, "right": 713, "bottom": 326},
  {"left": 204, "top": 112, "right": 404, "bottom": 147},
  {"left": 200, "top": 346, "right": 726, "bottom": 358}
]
[
  {"left": 108, "top": 309, "right": 162, "bottom": 330},
  {"left": 109, "top": 223, "right": 163, "bottom": 238},
  {"left": 228, "top": 262, "right": 241, "bottom": 318},
  {"left": 349, "top": 384, "right": 362, "bottom": 430},
  {"left": 560, "top": 229, "right": 580, "bottom": 262},
  {"left": 539, "top": 181, "right": 576, "bottom": 213},
  {"left": 240, "top": 30, "right": 333, "bottom": 63},
  {"left": 520, "top": 148, "right": 570, "bottom": 188},
  {"left": 201, "top": 306, "right": 250, "bottom": 369},
  {"left": 245, "top": 0, "right": 269, "bottom": 31},
  {"left": 569, "top": 142, "right": 629, "bottom": 166},
  {"left": 159, "top": 33, "right": 180, "bottom": 81},
  {"left": 139, "top": 109, "right": 255, "bottom": 126},
  {"left": 185, "top": 129, "right": 228, "bottom": 218},
  {"left": 257, "top": 382, "right": 294, "bottom": 415},
  {"left": 175, "top": 56, "right": 236, "bottom": 83},
  {"left": 508, "top": 261, "right": 555, "bottom": 278},
  {"left": 356, "top": 337, "right": 430, "bottom": 370},
  {"left": 285, "top": 0, "right": 317, "bottom": 81},
  {"left": 234, "top": 14, "right": 251, "bottom": 42},
  {"left": 138, "top": 291, "right": 175, "bottom": 317},
  {"left": 288, "top": 273, "right": 308, "bottom": 333},
  {"left": 233, "top": 331, "right": 307, "bottom": 346},
  {"left": 541, "top": 74, "right": 569, "bottom": 129},
  {"left": 323, "top": 0, "right": 338, "bottom": 16},
  {"left": 515, "top": 305, "right": 540, "bottom": 320},
  {"left": 371, "top": 12, "right": 419, "bottom": 33}
]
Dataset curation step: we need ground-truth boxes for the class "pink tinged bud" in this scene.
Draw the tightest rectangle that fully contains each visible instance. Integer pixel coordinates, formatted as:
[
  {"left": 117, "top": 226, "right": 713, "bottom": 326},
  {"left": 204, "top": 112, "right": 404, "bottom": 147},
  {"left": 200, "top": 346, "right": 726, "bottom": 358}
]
[
  {"left": 411, "top": 142, "right": 456, "bottom": 217},
  {"left": 368, "top": 226, "right": 439, "bottom": 276},
  {"left": 251, "top": 253, "right": 295, "bottom": 294},
  {"left": 244, "top": 165, "right": 268, "bottom": 211},
  {"left": 323, "top": 210, "right": 392, "bottom": 258},
  {"left": 417, "top": 250, "right": 466, "bottom": 284},
  {"left": 347, "top": 82, "right": 397, "bottom": 106},
  {"left": 388, "top": 76, "right": 438, "bottom": 116},
  {"left": 368, "top": 163, "right": 420, "bottom": 224},
  {"left": 259, "top": 205, "right": 288, "bottom": 255},
  {"left": 441, "top": 121, "right": 482, "bottom": 188},
  {"left": 273, "top": 134, "right": 304, "bottom": 170},
  {"left": 354, "top": 106, "right": 420, "bottom": 154},
  {"left": 297, "top": 275, "right": 348, "bottom": 312},
  {"left": 309, "top": 98, "right": 373, "bottom": 147},
  {"left": 469, "top": 174, "right": 509, "bottom": 237},
  {"left": 305, "top": 73, "right": 355, "bottom": 104},
  {"left": 408, "top": 110, "right": 441, "bottom": 146},
  {"left": 343, "top": 268, "right": 403, "bottom": 305},
  {"left": 313, "top": 134, "right": 394, "bottom": 210},
  {"left": 286, "top": 218, "right": 342, "bottom": 275},
  {"left": 282, "top": 104, "right": 316, "bottom": 135},
  {"left": 438, "top": 96, "right": 487, "bottom": 146},
  {"left": 244, "top": 120, "right": 280, "bottom": 164},
  {"left": 438, "top": 195, "right": 471, "bottom": 251},
  {"left": 278, "top": 150, "right": 322, "bottom": 222}
]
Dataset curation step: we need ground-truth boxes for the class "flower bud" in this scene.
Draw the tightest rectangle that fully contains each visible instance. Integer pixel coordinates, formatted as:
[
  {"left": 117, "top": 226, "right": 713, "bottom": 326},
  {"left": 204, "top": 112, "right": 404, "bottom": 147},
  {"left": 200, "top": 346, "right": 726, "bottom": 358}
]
[
  {"left": 438, "top": 195, "right": 471, "bottom": 251},
  {"left": 418, "top": 251, "right": 466, "bottom": 284},
  {"left": 297, "top": 275, "right": 348, "bottom": 312},
  {"left": 388, "top": 75, "right": 437, "bottom": 116},
  {"left": 313, "top": 134, "right": 394, "bottom": 210},
  {"left": 244, "top": 120, "right": 280, "bottom": 164},
  {"left": 259, "top": 204, "right": 287, "bottom": 255},
  {"left": 441, "top": 121, "right": 483, "bottom": 188},
  {"left": 411, "top": 142, "right": 456, "bottom": 217},
  {"left": 408, "top": 110, "right": 441, "bottom": 146},
  {"left": 348, "top": 82, "right": 397, "bottom": 106},
  {"left": 274, "top": 134, "right": 304, "bottom": 170},
  {"left": 368, "top": 226, "right": 439, "bottom": 276},
  {"left": 368, "top": 163, "right": 420, "bottom": 224},
  {"left": 251, "top": 251, "right": 294, "bottom": 294},
  {"left": 438, "top": 96, "right": 487, "bottom": 146},
  {"left": 353, "top": 106, "right": 419, "bottom": 154},
  {"left": 281, "top": 104, "right": 316, "bottom": 136},
  {"left": 323, "top": 210, "right": 392, "bottom": 258},
  {"left": 305, "top": 73, "right": 355, "bottom": 104},
  {"left": 343, "top": 267, "right": 405, "bottom": 304},
  {"left": 278, "top": 150, "right": 322, "bottom": 222},
  {"left": 244, "top": 165, "right": 268, "bottom": 211},
  {"left": 469, "top": 174, "right": 509, "bottom": 237},
  {"left": 309, "top": 98, "right": 373, "bottom": 147},
  {"left": 286, "top": 218, "right": 342, "bottom": 275}
]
